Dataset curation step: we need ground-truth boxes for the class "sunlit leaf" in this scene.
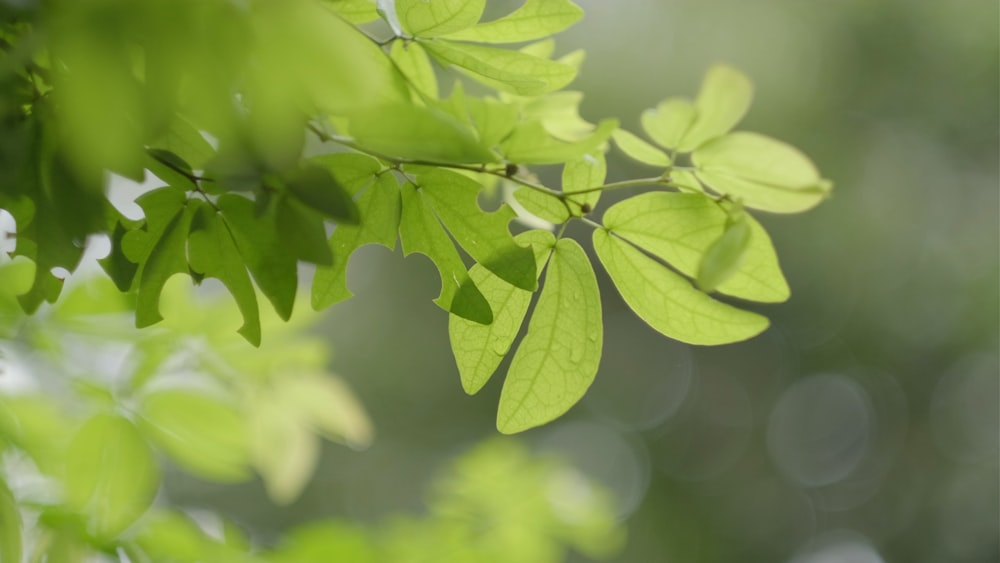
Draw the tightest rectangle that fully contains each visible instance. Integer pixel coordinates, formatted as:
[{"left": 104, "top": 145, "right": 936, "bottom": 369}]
[
  {"left": 419, "top": 168, "right": 537, "bottom": 290},
  {"left": 398, "top": 182, "right": 492, "bottom": 324},
  {"left": 395, "top": 0, "right": 485, "bottom": 37},
  {"left": 692, "top": 132, "right": 832, "bottom": 213},
  {"left": 678, "top": 64, "right": 754, "bottom": 151},
  {"left": 696, "top": 212, "right": 752, "bottom": 292},
  {"left": 0, "top": 477, "right": 21, "bottom": 563},
  {"left": 328, "top": 0, "right": 380, "bottom": 24},
  {"left": 562, "top": 152, "right": 606, "bottom": 215},
  {"left": 611, "top": 129, "right": 672, "bottom": 167},
  {"left": 450, "top": 230, "right": 555, "bottom": 394},
  {"left": 351, "top": 103, "right": 496, "bottom": 163},
  {"left": 65, "top": 414, "right": 159, "bottom": 538},
  {"left": 593, "top": 229, "right": 768, "bottom": 345},
  {"left": 138, "top": 390, "right": 252, "bottom": 482},
  {"left": 390, "top": 41, "right": 439, "bottom": 100},
  {"left": 250, "top": 394, "right": 319, "bottom": 505},
  {"left": 640, "top": 97, "right": 695, "bottom": 151},
  {"left": 442, "top": 83, "right": 519, "bottom": 149},
  {"left": 497, "top": 239, "right": 601, "bottom": 434},
  {"left": 501, "top": 118, "right": 617, "bottom": 165},
  {"left": 442, "top": 0, "right": 583, "bottom": 43},
  {"left": 669, "top": 168, "right": 704, "bottom": 193},
  {"left": 512, "top": 186, "right": 570, "bottom": 224},
  {"left": 422, "top": 40, "right": 576, "bottom": 96},
  {"left": 280, "top": 375, "right": 375, "bottom": 449},
  {"left": 521, "top": 91, "right": 594, "bottom": 141},
  {"left": 313, "top": 173, "right": 400, "bottom": 310}
]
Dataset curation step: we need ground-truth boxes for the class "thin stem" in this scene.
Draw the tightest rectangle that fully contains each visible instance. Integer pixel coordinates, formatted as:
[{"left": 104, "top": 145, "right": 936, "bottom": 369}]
[
  {"left": 570, "top": 176, "right": 670, "bottom": 195},
  {"left": 148, "top": 150, "right": 220, "bottom": 211}
]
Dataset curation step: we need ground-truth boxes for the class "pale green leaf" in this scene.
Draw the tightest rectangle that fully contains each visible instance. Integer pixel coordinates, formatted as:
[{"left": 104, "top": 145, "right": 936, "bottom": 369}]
[
  {"left": 390, "top": 41, "right": 439, "bottom": 99},
  {"left": 442, "top": 83, "right": 519, "bottom": 148},
  {"left": 398, "top": 182, "right": 492, "bottom": 324},
  {"left": 669, "top": 168, "right": 704, "bottom": 193},
  {"left": 351, "top": 103, "right": 496, "bottom": 163},
  {"left": 521, "top": 91, "right": 594, "bottom": 141},
  {"left": 593, "top": 229, "right": 768, "bottom": 345},
  {"left": 602, "top": 192, "right": 789, "bottom": 303},
  {"left": 250, "top": 394, "right": 319, "bottom": 505},
  {"left": 0, "top": 477, "right": 21, "bottom": 563},
  {"left": 501, "top": 118, "right": 617, "bottom": 165},
  {"left": 611, "top": 129, "right": 672, "bottom": 167},
  {"left": 640, "top": 97, "right": 695, "bottom": 151},
  {"left": 422, "top": 40, "right": 576, "bottom": 96},
  {"left": 497, "top": 238, "right": 601, "bottom": 434},
  {"left": 65, "top": 414, "right": 159, "bottom": 538},
  {"left": 395, "top": 0, "right": 485, "bottom": 37},
  {"left": 450, "top": 230, "right": 555, "bottom": 394},
  {"left": 562, "top": 152, "right": 606, "bottom": 214},
  {"left": 328, "top": 0, "right": 380, "bottom": 24},
  {"left": 692, "top": 132, "right": 832, "bottom": 213},
  {"left": 138, "top": 390, "right": 251, "bottom": 482},
  {"left": 313, "top": 173, "right": 400, "bottom": 309},
  {"left": 512, "top": 186, "right": 570, "bottom": 224},
  {"left": 696, "top": 215, "right": 752, "bottom": 292},
  {"left": 678, "top": 64, "right": 754, "bottom": 151},
  {"left": 280, "top": 375, "right": 375, "bottom": 449},
  {"left": 419, "top": 168, "right": 537, "bottom": 291},
  {"left": 442, "top": 0, "right": 583, "bottom": 43}
]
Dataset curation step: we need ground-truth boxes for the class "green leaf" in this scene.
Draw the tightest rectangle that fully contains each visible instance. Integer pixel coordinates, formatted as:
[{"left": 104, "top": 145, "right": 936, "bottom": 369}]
[
  {"left": 501, "top": 118, "right": 617, "bottom": 165},
  {"left": 280, "top": 375, "right": 375, "bottom": 449},
  {"left": 313, "top": 173, "right": 401, "bottom": 310},
  {"left": 562, "top": 152, "right": 606, "bottom": 215},
  {"left": 284, "top": 164, "right": 360, "bottom": 223},
  {"left": 521, "top": 91, "right": 594, "bottom": 141},
  {"left": 593, "top": 229, "right": 768, "bottom": 345},
  {"left": 249, "top": 393, "right": 319, "bottom": 505},
  {"left": 187, "top": 201, "right": 262, "bottom": 346},
  {"left": 442, "top": 0, "right": 584, "bottom": 43},
  {"left": 65, "top": 414, "right": 159, "bottom": 538},
  {"left": 449, "top": 230, "right": 555, "bottom": 394},
  {"left": 611, "top": 129, "right": 672, "bottom": 167},
  {"left": 422, "top": 40, "right": 576, "bottom": 96},
  {"left": 390, "top": 41, "right": 439, "bottom": 99},
  {"left": 99, "top": 210, "right": 142, "bottom": 292},
  {"left": 138, "top": 390, "right": 252, "bottom": 483},
  {"left": 0, "top": 476, "right": 21, "bottom": 563},
  {"left": 497, "top": 238, "right": 601, "bottom": 434},
  {"left": 692, "top": 132, "right": 832, "bottom": 213},
  {"left": 329, "top": 0, "right": 380, "bottom": 24},
  {"left": 678, "top": 64, "right": 754, "bottom": 151},
  {"left": 696, "top": 212, "right": 752, "bottom": 292},
  {"left": 218, "top": 194, "right": 299, "bottom": 320},
  {"left": 351, "top": 103, "right": 496, "bottom": 164},
  {"left": 275, "top": 196, "right": 335, "bottom": 266},
  {"left": 145, "top": 149, "right": 198, "bottom": 189},
  {"left": 640, "top": 98, "right": 696, "bottom": 151},
  {"left": 395, "top": 0, "right": 485, "bottom": 37},
  {"left": 512, "top": 186, "right": 570, "bottom": 224},
  {"left": 147, "top": 116, "right": 215, "bottom": 171},
  {"left": 669, "top": 168, "right": 704, "bottom": 193},
  {"left": 602, "top": 192, "right": 789, "bottom": 302},
  {"left": 419, "top": 168, "right": 537, "bottom": 291},
  {"left": 442, "top": 83, "right": 519, "bottom": 149},
  {"left": 398, "top": 182, "right": 492, "bottom": 324}
]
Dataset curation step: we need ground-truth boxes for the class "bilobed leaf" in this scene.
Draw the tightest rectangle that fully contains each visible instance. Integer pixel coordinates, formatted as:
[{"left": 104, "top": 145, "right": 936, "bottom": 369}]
[
  {"left": 284, "top": 164, "right": 360, "bottom": 223},
  {"left": 442, "top": 0, "right": 584, "bottom": 43},
  {"left": 512, "top": 186, "right": 570, "bottom": 224},
  {"left": 450, "top": 230, "right": 555, "bottom": 394},
  {"left": 419, "top": 168, "right": 537, "bottom": 291},
  {"left": 313, "top": 173, "right": 401, "bottom": 310},
  {"left": 187, "top": 201, "right": 262, "bottom": 346},
  {"left": 678, "top": 64, "right": 754, "bottom": 151},
  {"left": 351, "top": 103, "right": 496, "bottom": 164},
  {"left": 497, "top": 238, "right": 601, "bottom": 434},
  {"left": 218, "top": 194, "right": 298, "bottom": 320},
  {"left": 395, "top": 0, "right": 485, "bottom": 37},
  {"left": 0, "top": 476, "right": 21, "bottom": 563},
  {"left": 692, "top": 132, "right": 832, "bottom": 213},
  {"left": 593, "top": 229, "right": 768, "bottom": 345},
  {"left": 640, "top": 98, "right": 696, "bottom": 151},
  {"left": 65, "top": 414, "right": 158, "bottom": 538},
  {"left": 611, "top": 129, "right": 672, "bottom": 167},
  {"left": 99, "top": 210, "right": 142, "bottom": 292},
  {"left": 501, "top": 118, "right": 617, "bottom": 165},
  {"left": 390, "top": 41, "right": 439, "bottom": 99},
  {"left": 138, "top": 390, "right": 252, "bottom": 482},
  {"left": 422, "top": 40, "right": 576, "bottom": 96},
  {"left": 398, "top": 182, "right": 492, "bottom": 324},
  {"left": 602, "top": 192, "right": 789, "bottom": 303},
  {"left": 696, "top": 213, "right": 752, "bottom": 292},
  {"left": 249, "top": 393, "right": 319, "bottom": 505},
  {"left": 562, "top": 152, "right": 606, "bottom": 214}
]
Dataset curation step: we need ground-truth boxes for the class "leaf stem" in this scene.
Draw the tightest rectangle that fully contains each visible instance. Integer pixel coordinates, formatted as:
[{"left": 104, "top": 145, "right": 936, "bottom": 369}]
[{"left": 570, "top": 176, "right": 670, "bottom": 195}]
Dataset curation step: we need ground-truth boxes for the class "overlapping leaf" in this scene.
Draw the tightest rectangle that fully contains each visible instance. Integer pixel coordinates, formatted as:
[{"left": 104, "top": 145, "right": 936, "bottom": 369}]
[
  {"left": 422, "top": 40, "right": 576, "bottom": 96},
  {"left": 442, "top": 0, "right": 583, "bottom": 44},
  {"left": 351, "top": 103, "right": 496, "bottom": 163},
  {"left": 394, "top": 0, "right": 485, "bottom": 37},
  {"left": 501, "top": 118, "right": 617, "bottom": 165}
]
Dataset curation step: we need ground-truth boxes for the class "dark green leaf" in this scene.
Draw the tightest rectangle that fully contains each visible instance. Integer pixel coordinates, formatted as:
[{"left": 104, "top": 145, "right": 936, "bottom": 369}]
[
  {"left": 284, "top": 163, "right": 360, "bottom": 223},
  {"left": 275, "top": 196, "right": 334, "bottom": 266}
]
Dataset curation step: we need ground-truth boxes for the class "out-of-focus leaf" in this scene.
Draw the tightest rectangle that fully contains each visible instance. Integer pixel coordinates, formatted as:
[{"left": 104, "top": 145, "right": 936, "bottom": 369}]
[
  {"left": 250, "top": 394, "right": 319, "bottom": 505},
  {"left": 138, "top": 390, "right": 251, "bottom": 483},
  {"left": 611, "top": 128, "right": 672, "bottom": 167},
  {"left": 692, "top": 132, "right": 832, "bottom": 213},
  {"left": 390, "top": 41, "right": 438, "bottom": 99},
  {"left": 0, "top": 477, "right": 20, "bottom": 563},
  {"left": 351, "top": 103, "right": 496, "bottom": 164},
  {"left": 281, "top": 375, "right": 375, "bottom": 449},
  {"left": 398, "top": 182, "right": 492, "bottom": 324},
  {"left": 395, "top": 0, "right": 485, "bottom": 37},
  {"left": 501, "top": 119, "right": 617, "bottom": 165},
  {"left": 678, "top": 64, "right": 754, "bottom": 151},
  {"left": 267, "top": 522, "right": 377, "bottom": 563},
  {"left": 65, "top": 414, "right": 159, "bottom": 538},
  {"left": 497, "top": 239, "right": 601, "bottom": 434},
  {"left": 422, "top": 40, "right": 576, "bottom": 96},
  {"left": 450, "top": 230, "right": 555, "bottom": 394},
  {"left": 593, "top": 229, "right": 769, "bottom": 345},
  {"left": 284, "top": 164, "right": 360, "bottom": 223},
  {"left": 442, "top": 0, "right": 584, "bottom": 43},
  {"left": 640, "top": 97, "right": 696, "bottom": 151},
  {"left": 696, "top": 212, "right": 752, "bottom": 292},
  {"left": 520, "top": 91, "right": 594, "bottom": 142},
  {"left": 328, "top": 0, "right": 380, "bottom": 24},
  {"left": 419, "top": 168, "right": 537, "bottom": 290}
]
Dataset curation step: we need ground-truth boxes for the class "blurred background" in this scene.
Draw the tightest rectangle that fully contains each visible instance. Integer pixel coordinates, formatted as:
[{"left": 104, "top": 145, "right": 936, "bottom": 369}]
[{"left": 6, "top": 0, "right": 995, "bottom": 561}]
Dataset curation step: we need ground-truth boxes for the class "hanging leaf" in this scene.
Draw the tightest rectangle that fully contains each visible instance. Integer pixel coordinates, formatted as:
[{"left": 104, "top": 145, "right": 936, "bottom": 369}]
[
  {"left": 351, "top": 103, "right": 496, "bottom": 164},
  {"left": 449, "top": 230, "right": 555, "bottom": 394},
  {"left": 422, "top": 40, "right": 576, "bottom": 96},
  {"left": 283, "top": 163, "right": 360, "bottom": 223},
  {"left": 395, "top": 0, "right": 486, "bottom": 37},
  {"left": 398, "top": 182, "right": 492, "bottom": 324},
  {"left": 442, "top": 0, "right": 584, "bottom": 44},
  {"left": 497, "top": 238, "right": 601, "bottom": 434},
  {"left": 611, "top": 129, "right": 672, "bottom": 167},
  {"left": 593, "top": 229, "right": 768, "bottom": 345},
  {"left": 677, "top": 64, "right": 754, "bottom": 151}
]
